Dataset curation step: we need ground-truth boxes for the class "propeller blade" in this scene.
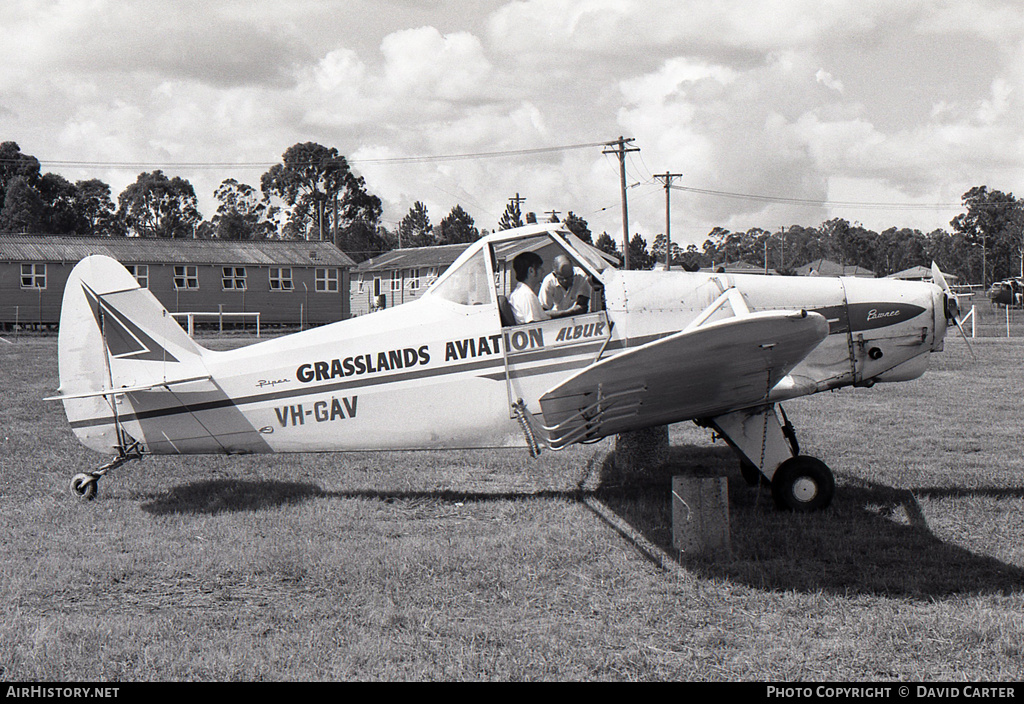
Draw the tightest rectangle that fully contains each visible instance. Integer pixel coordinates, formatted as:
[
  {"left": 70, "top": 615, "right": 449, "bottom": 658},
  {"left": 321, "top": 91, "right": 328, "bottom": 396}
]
[
  {"left": 952, "top": 316, "right": 976, "bottom": 360},
  {"left": 931, "top": 262, "right": 976, "bottom": 360},
  {"left": 930, "top": 261, "right": 950, "bottom": 290}
]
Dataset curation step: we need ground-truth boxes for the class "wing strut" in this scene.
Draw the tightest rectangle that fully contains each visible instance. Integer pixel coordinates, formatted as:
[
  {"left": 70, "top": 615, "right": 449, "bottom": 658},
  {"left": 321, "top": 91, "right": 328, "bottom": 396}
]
[{"left": 683, "top": 285, "right": 751, "bottom": 332}]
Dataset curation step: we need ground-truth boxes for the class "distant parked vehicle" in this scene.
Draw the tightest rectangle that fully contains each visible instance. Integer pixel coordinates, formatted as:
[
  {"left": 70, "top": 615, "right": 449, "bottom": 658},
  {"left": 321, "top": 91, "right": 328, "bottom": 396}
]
[{"left": 988, "top": 278, "right": 1024, "bottom": 307}]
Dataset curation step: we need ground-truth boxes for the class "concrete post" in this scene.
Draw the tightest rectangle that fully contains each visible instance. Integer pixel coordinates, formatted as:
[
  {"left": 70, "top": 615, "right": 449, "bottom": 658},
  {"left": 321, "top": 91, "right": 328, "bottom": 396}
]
[
  {"left": 612, "top": 425, "right": 670, "bottom": 483},
  {"left": 672, "top": 475, "right": 731, "bottom": 557}
]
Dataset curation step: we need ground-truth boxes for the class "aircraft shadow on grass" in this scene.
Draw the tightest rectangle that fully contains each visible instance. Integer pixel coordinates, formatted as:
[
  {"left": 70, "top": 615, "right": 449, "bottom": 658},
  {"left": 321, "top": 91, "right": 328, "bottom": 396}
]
[
  {"left": 141, "top": 479, "right": 331, "bottom": 515},
  {"left": 139, "top": 479, "right": 579, "bottom": 516},
  {"left": 600, "top": 444, "right": 1024, "bottom": 599},
  {"left": 140, "top": 443, "right": 1024, "bottom": 599}
]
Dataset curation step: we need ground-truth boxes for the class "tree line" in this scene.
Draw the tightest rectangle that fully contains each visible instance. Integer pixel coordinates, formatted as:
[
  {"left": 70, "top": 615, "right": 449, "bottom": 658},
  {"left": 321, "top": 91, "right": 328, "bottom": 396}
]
[{"left": 2, "top": 139, "right": 1021, "bottom": 284}]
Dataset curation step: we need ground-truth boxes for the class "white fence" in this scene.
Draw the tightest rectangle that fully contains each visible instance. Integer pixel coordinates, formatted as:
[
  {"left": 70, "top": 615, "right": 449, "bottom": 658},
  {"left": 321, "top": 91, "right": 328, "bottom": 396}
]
[{"left": 171, "top": 311, "right": 261, "bottom": 337}]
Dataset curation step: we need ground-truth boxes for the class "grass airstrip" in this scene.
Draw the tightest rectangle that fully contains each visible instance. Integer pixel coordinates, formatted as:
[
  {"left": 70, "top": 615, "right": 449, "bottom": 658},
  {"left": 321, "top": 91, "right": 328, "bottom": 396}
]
[{"left": 1, "top": 301, "right": 1023, "bottom": 681}]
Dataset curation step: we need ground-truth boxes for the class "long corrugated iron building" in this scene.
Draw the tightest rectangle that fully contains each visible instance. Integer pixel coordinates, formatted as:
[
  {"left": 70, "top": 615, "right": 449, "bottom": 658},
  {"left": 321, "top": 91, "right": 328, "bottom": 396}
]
[{"left": 0, "top": 235, "right": 355, "bottom": 329}]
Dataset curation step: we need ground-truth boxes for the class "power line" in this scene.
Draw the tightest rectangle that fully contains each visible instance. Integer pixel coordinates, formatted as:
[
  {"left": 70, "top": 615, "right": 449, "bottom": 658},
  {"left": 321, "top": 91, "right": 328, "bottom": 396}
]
[
  {"left": 4, "top": 140, "right": 611, "bottom": 170},
  {"left": 670, "top": 184, "right": 964, "bottom": 211}
]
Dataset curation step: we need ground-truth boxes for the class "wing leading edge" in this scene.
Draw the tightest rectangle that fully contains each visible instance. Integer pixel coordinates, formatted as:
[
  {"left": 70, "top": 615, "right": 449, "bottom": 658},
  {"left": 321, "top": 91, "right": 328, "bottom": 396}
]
[{"left": 536, "top": 309, "right": 829, "bottom": 448}]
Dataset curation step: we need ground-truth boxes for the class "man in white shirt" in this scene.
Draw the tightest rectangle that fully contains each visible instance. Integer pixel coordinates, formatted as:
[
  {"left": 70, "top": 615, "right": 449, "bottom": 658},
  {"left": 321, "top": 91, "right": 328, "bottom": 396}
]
[
  {"left": 540, "top": 255, "right": 591, "bottom": 317},
  {"left": 508, "top": 251, "right": 548, "bottom": 324}
]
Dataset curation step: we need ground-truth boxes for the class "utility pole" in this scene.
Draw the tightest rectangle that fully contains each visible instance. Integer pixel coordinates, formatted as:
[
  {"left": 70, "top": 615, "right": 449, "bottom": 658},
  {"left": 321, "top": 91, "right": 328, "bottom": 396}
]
[
  {"left": 544, "top": 209, "right": 561, "bottom": 223},
  {"left": 603, "top": 137, "right": 639, "bottom": 269},
  {"left": 653, "top": 172, "right": 681, "bottom": 270},
  {"left": 780, "top": 225, "right": 785, "bottom": 270},
  {"left": 508, "top": 193, "right": 527, "bottom": 228}
]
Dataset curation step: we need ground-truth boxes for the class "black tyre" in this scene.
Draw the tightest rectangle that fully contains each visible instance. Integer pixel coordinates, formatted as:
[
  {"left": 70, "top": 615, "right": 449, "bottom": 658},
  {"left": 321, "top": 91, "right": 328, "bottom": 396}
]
[
  {"left": 771, "top": 456, "right": 834, "bottom": 511},
  {"left": 70, "top": 473, "right": 98, "bottom": 501}
]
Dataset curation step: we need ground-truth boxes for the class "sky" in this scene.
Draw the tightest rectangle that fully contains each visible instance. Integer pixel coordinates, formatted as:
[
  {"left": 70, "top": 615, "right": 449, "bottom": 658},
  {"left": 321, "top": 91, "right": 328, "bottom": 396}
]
[{"left": 2, "top": 0, "right": 1024, "bottom": 250}]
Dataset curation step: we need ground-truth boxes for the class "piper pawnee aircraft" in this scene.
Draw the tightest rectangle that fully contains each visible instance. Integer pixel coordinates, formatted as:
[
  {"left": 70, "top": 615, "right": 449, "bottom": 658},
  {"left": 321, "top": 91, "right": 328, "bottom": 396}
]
[{"left": 49, "top": 223, "right": 962, "bottom": 511}]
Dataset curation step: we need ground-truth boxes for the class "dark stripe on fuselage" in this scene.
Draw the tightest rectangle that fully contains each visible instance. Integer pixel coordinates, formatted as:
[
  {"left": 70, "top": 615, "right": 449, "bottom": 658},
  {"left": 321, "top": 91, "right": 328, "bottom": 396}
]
[
  {"left": 68, "top": 339, "right": 608, "bottom": 430},
  {"left": 808, "top": 302, "right": 925, "bottom": 335},
  {"left": 69, "top": 302, "right": 921, "bottom": 431}
]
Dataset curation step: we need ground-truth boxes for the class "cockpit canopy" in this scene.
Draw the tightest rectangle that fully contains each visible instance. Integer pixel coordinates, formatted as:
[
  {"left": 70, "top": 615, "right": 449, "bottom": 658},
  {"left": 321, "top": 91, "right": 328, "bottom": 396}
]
[{"left": 426, "top": 224, "right": 616, "bottom": 309}]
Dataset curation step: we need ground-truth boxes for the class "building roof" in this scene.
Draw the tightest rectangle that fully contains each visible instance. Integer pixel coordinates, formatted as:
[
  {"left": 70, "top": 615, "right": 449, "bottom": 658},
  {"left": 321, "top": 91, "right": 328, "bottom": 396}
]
[
  {"left": 0, "top": 235, "right": 356, "bottom": 267},
  {"left": 888, "top": 265, "right": 957, "bottom": 281},
  {"left": 355, "top": 243, "right": 472, "bottom": 272},
  {"left": 795, "top": 258, "right": 875, "bottom": 278},
  {"left": 700, "top": 260, "right": 778, "bottom": 275}
]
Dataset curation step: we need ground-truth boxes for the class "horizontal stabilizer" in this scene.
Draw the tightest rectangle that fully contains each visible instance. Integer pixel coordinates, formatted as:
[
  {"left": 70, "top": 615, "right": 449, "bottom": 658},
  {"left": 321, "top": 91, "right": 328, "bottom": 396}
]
[{"left": 45, "top": 375, "right": 213, "bottom": 401}]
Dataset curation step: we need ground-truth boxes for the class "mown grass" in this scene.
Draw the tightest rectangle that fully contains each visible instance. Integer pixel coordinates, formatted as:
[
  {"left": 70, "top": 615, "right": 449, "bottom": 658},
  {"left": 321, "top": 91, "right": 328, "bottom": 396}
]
[{"left": 1, "top": 332, "right": 1023, "bottom": 681}]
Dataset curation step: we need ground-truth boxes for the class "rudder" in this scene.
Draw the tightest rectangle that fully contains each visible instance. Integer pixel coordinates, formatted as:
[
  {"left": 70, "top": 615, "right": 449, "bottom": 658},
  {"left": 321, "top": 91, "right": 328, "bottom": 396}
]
[{"left": 56, "top": 255, "right": 210, "bottom": 455}]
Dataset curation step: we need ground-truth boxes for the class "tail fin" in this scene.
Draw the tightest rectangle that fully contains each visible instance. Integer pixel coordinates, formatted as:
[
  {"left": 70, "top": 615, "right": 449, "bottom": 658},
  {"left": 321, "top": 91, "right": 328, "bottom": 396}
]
[{"left": 55, "top": 255, "right": 210, "bottom": 455}]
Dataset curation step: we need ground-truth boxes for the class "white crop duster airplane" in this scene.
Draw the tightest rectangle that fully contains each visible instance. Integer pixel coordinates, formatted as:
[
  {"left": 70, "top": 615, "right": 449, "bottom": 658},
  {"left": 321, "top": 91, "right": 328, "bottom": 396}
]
[{"left": 49, "top": 223, "right": 961, "bottom": 511}]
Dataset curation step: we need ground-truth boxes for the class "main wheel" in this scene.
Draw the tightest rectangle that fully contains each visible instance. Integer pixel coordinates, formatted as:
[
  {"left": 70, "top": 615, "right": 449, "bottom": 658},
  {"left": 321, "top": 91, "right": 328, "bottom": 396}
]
[
  {"left": 70, "top": 473, "right": 98, "bottom": 501},
  {"left": 771, "top": 456, "right": 834, "bottom": 511}
]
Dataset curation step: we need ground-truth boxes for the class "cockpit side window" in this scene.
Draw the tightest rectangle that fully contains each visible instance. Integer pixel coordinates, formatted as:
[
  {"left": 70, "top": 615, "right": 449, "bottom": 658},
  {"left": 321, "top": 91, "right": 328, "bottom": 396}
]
[{"left": 430, "top": 248, "right": 492, "bottom": 306}]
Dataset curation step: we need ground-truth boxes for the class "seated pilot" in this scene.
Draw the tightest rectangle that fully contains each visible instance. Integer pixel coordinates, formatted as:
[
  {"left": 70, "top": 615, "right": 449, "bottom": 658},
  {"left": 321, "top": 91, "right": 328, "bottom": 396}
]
[
  {"left": 540, "top": 254, "right": 592, "bottom": 318},
  {"left": 508, "top": 252, "right": 548, "bottom": 324}
]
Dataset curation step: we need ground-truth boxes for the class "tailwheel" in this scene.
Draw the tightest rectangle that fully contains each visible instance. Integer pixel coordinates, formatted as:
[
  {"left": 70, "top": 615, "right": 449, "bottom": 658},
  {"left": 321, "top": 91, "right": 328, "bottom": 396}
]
[
  {"left": 68, "top": 442, "right": 143, "bottom": 502},
  {"left": 70, "top": 473, "right": 99, "bottom": 501},
  {"left": 771, "top": 456, "right": 834, "bottom": 512}
]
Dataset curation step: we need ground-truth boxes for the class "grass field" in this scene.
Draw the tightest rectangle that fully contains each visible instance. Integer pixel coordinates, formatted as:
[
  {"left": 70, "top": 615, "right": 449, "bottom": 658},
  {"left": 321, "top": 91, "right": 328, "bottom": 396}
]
[{"left": 1, "top": 330, "right": 1023, "bottom": 681}]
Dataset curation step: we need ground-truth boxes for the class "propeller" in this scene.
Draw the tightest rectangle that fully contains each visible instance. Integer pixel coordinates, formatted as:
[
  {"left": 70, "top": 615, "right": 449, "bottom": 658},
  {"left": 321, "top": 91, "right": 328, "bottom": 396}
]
[{"left": 931, "top": 262, "right": 976, "bottom": 360}]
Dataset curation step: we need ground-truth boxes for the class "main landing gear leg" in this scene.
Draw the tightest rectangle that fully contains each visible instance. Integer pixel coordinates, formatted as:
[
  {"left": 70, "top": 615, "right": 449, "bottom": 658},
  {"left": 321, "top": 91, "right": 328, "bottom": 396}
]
[
  {"left": 707, "top": 404, "right": 835, "bottom": 512},
  {"left": 69, "top": 443, "right": 143, "bottom": 501}
]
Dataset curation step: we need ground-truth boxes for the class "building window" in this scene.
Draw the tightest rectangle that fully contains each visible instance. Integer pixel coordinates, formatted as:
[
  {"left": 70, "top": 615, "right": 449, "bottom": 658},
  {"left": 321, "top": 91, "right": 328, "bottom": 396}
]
[
  {"left": 270, "top": 267, "right": 293, "bottom": 291},
  {"left": 20, "top": 263, "right": 46, "bottom": 289},
  {"left": 408, "top": 268, "right": 421, "bottom": 290},
  {"left": 391, "top": 270, "right": 401, "bottom": 292},
  {"left": 125, "top": 264, "right": 149, "bottom": 288},
  {"left": 222, "top": 267, "right": 247, "bottom": 290},
  {"left": 315, "top": 268, "right": 338, "bottom": 292},
  {"left": 173, "top": 265, "right": 199, "bottom": 290}
]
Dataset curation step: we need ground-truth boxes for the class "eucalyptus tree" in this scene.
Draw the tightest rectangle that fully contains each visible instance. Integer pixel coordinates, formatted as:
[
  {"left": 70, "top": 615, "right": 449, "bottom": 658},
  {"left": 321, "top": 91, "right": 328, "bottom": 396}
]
[
  {"left": 0, "top": 141, "right": 41, "bottom": 216},
  {"left": 73, "top": 179, "right": 117, "bottom": 235},
  {"left": 117, "top": 170, "right": 201, "bottom": 239},
  {"left": 950, "top": 186, "right": 1023, "bottom": 285},
  {"left": 211, "top": 178, "right": 278, "bottom": 240},
  {"left": 0, "top": 175, "right": 45, "bottom": 234},
  {"left": 260, "top": 142, "right": 381, "bottom": 244}
]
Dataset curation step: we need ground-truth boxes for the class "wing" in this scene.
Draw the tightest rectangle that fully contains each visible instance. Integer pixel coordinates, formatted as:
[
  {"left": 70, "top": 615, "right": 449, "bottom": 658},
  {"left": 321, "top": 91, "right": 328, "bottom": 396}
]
[{"left": 536, "top": 309, "right": 829, "bottom": 448}]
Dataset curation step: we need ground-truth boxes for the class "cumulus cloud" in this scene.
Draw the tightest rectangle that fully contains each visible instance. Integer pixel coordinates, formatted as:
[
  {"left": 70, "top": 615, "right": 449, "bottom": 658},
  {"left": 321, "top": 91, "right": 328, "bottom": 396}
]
[
  {"left": 380, "top": 27, "right": 494, "bottom": 101},
  {"left": 3, "top": 0, "right": 1024, "bottom": 240},
  {"left": 0, "top": 1, "right": 308, "bottom": 88},
  {"left": 815, "top": 69, "right": 843, "bottom": 93}
]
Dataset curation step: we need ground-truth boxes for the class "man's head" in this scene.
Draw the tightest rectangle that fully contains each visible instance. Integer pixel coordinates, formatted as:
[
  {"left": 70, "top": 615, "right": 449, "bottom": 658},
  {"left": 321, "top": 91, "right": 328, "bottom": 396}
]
[
  {"left": 513, "top": 252, "right": 545, "bottom": 287},
  {"left": 552, "top": 255, "right": 575, "bottom": 289}
]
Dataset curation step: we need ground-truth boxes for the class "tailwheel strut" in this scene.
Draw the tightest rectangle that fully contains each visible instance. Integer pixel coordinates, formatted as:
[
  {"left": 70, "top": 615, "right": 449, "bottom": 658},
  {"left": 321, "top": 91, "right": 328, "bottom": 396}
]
[{"left": 70, "top": 441, "right": 143, "bottom": 501}]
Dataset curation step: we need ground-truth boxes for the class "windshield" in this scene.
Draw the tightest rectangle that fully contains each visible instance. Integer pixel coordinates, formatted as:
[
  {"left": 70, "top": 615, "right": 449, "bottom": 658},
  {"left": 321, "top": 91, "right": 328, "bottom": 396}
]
[{"left": 429, "top": 248, "right": 492, "bottom": 306}]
